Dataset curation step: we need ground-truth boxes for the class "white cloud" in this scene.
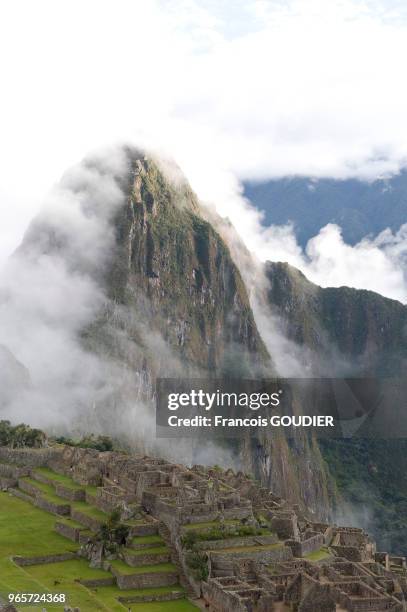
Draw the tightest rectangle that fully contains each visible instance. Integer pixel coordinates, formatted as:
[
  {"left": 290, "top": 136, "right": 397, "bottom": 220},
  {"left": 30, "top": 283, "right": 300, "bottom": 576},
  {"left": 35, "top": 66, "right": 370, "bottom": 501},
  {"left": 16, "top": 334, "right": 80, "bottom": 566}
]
[{"left": 1, "top": 0, "right": 407, "bottom": 301}]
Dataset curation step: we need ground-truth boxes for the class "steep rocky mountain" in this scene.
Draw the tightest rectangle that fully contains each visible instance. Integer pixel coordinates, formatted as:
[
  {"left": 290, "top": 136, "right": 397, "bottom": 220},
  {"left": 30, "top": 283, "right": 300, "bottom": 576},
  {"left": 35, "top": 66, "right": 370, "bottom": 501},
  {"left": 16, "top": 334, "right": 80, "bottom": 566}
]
[
  {"left": 87, "top": 152, "right": 269, "bottom": 378},
  {"left": 9, "top": 148, "right": 332, "bottom": 519},
  {"left": 265, "top": 261, "right": 407, "bottom": 376},
  {"left": 265, "top": 261, "right": 407, "bottom": 554},
  {"left": 244, "top": 172, "right": 407, "bottom": 246}
]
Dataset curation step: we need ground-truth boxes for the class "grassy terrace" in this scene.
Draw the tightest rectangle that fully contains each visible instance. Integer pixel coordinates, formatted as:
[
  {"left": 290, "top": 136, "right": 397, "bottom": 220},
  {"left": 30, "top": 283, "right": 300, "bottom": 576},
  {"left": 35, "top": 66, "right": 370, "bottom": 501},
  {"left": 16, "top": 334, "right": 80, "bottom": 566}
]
[
  {"left": 55, "top": 517, "right": 87, "bottom": 530},
  {"left": 0, "top": 471, "right": 197, "bottom": 611},
  {"left": 20, "top": 477, "right": 107, "bottom": 522},
  {"left": 19, "top": 478, "right": 69, "bottom": 505},
  {"left": 130, "top": 602, "right": 197, "bottom": 612},
  {"left": 125, "top": 546, "right": 168, "bottom": 557},
  {"left": 121, "top": 585, "right": 185, "bottom": 599},
  {"left": 304, "top": 547, "right": 332, "bottom": 562},
  {"left": 131, "top": 535, "right": 164, "bottom": 546},
  {"left": 110, "top": 560, "right": 177, "bottom": 575},
  {"left": 70, "top": 500, "right": 108, "bottom": 521},
  {"left": 34, "top": 467, "right": 99, "bottom": 494},
  {"left": 118, "top": 585, "right": 185, "bottom": 598}
]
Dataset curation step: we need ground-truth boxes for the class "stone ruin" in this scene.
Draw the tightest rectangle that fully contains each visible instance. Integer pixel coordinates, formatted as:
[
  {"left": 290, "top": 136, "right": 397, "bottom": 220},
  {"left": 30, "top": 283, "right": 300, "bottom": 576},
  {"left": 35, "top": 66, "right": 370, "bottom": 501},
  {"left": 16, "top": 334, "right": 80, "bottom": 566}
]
[{"left": 0, "top": 444, "right": 406, "bottom": 611}]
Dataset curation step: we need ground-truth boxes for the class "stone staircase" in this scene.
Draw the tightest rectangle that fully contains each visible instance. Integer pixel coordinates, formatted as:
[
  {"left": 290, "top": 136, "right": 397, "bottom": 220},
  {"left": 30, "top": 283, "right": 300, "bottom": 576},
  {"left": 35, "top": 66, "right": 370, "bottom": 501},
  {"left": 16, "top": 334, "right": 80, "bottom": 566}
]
[{"left": 159, "top": 522, "right": 198, "bottom": 598}]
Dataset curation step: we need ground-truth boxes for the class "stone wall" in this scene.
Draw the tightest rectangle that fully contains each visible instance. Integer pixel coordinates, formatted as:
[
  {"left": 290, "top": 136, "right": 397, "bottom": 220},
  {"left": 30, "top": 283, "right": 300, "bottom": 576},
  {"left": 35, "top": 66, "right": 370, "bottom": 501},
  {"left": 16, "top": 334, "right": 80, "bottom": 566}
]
[
  {"left": 0, "top": 447, "right": 61, "bottom": 467},
  {"left": 194, "top": 534, "right": 278, "bottom": 551},
  {"left": 202, "top": 580, "right": 255, "bottom": 612},
  {"left": 128, "top": 523, "right": 159, "bottom": 537},
  {"left": 13, "top": 552, "right": 77, "bottom": 566},
  {"left": 298, "top": 584, "right": 336, "bottom": 611},
  {"left": 389, "top": 555, "right": 407, "bottom": 569},
  {"left": 111, "top": 568, "right": 178, "bottom": 590},
  {"left": 286, "top": 533, "right": 324, "bottom": 557},
  {"left": 331, "top": 545, "right": 362, "bottom": 562},
  {"left": 0, "top": 477, "right": 16, "bottom": 489},
  {"left": 210, "top": 546, "right": 292, "bottom": 566},
  {"left": 9, "top": 488, "right": 34, "bottom": 504},
  {"left": 79, "top": 577, "right": 115, "bottom": 588},
  {"left": 71, "top": 509, "right": 103, "bottom": 532},
  {"left": 34, "top": 496, "right": 70, "bottom": 516},
  {"left": 270, "top": 515, "right": 299, "bottom": 539},
  {"left": 122, "top": 549, "right": 170, "bottom": 567},
  {"left": 17, "top": 479, "right": 40, "bottom": 497},
  {"left": 142, "top": 493, "right": 181, "bottom": 531},
  {"left": 0, "top": 462, "right": 29, "bottom": 479},
  {"left": 54, "top": 521, "right": 83, "bottom": 543},
  {"left": 54, "top": 484, "right": 85, "bottom": 502}
]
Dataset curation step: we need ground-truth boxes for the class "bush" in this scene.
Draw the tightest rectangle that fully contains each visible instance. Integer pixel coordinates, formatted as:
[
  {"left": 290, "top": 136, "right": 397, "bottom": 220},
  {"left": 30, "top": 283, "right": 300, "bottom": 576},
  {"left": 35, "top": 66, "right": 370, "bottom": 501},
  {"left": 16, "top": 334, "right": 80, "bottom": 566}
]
[
  {"left": 55, "top": 434, "right": 114, "bottom": 452},
  {"left": 181, "top": 531, "right": 198, "bottom": 549},
  {"left": 0, "top": 420, "right": 46, "bottom": 448},
  {"left": 98, "top": 509, "right": 130, "bottom": 551},
  {"left": 186, "top": 551, "right": 209, "bottom": 581}
]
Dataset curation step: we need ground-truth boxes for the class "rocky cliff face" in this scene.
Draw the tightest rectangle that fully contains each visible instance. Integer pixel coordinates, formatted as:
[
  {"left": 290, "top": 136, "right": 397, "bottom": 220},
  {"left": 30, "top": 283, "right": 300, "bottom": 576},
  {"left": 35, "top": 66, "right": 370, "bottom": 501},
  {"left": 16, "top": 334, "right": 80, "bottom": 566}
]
[
  {"left": 265, "top": 261, "right": 407, "bottom": 376},
  {"left": 88, "top": 152, "right": 270, "bottom": 379}
]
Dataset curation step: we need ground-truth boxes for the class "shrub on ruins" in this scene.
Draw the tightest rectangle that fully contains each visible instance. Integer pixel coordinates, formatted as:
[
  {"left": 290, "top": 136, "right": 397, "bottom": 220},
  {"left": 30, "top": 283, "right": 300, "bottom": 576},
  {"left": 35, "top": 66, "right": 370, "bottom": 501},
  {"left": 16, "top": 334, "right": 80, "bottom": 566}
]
[
  {"left": 55, "top": 433, "right": 114, "bottom": 452},
  {"left": 181, "top": 531, "right": 199, "bottom": 550},
  {"left": 255, "top": 513, "right": 272, "bottom": 529},
  {"left": 0, "top": 420, "right": 46, "bottom": 448},
  {"left": 97, "top": 509, "right": 130, "bottom": 554},
  {"left": 186, "top": 551, "right": 209, "bottom": 581}
]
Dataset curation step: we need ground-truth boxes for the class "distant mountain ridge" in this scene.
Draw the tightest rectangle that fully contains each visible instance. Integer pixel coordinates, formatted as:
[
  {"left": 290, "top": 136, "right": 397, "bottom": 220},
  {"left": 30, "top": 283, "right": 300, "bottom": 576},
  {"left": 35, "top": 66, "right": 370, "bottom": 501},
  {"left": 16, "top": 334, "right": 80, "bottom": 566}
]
[{"left": 244, "top": 171, "right": 407, "bottom": 246}]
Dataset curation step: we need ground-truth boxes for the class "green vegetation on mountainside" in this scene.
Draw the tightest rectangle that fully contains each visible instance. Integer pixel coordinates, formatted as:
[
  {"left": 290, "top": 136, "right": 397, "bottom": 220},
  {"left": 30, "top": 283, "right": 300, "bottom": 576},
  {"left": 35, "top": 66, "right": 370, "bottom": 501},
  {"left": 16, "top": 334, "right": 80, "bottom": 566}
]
[{"left": 320, "top": 439, "right": 407, "bottom": 555}]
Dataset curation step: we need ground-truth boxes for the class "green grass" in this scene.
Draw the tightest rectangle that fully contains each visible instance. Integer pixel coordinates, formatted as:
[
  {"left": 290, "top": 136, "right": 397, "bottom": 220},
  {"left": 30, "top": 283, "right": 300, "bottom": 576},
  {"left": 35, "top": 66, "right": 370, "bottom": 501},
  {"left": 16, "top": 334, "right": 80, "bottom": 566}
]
[
  {"left": 88, "top": 584, "right": 191, "bottom": 611},
  {"left": 125, "top": 546, "right": 168, "bottom": 557},
  {"left": 55, "top": 517, "right": 86, "bottom": 530},
  {"left": 0, "top": 488, "right": 196, "bottom": 612},
  {"left": 110, "top": 560, "right": 176, "bottom": 575},
  {"left": 19, "top": 478, "right": 69, "bottom": 506},
  {"left": 26, "top": 558, "right": 111, "bottom": 583},
  {"left": 0, "top": 493, "right": 190, "bottom": 611},
  {"left": 304, "top": 547, "right": 332, "bottom": 562},
  {"left": 0, "top": 492, "right": 83, "bottom": 609},
  {"left": 34, "top": 467, "right": 99, "bottom": 494},
  {"left": 117, "top": 585, "right": 185, "bottom": 598},
  {"left": 131, "top": 535, "right": 164, "bottom": 546},
  {"left": 129, "top": 601, "right": 198, "bottom": 611},
  {"left": 71, "top": 501, "right": 107, "bottom": 521},
  {"left": 34, "top": 467, "right": 80, "bottom": 487}
]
